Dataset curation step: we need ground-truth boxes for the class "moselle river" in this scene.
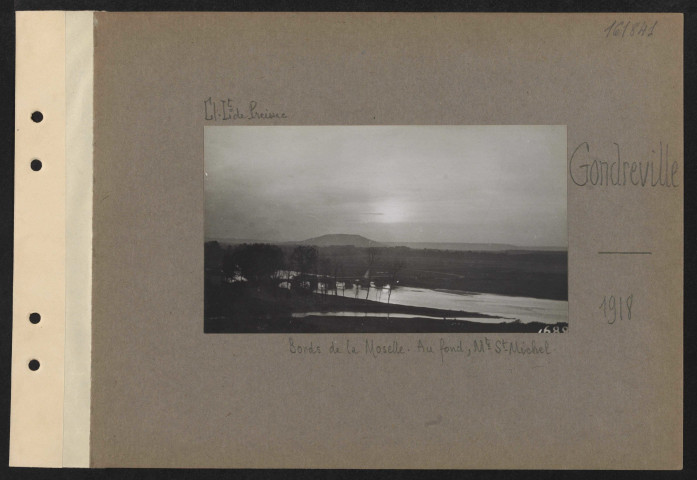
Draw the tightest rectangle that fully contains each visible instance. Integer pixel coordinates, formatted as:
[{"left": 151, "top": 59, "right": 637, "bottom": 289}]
[{"left": 293, "top": 285, "right": 567, "bottom": 325}]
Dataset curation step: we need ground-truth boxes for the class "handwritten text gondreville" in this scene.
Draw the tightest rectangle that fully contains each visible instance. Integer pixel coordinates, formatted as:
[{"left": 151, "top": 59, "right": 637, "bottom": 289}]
[{"left": 569, "top": 141, "right": 679, "bottom": 188}]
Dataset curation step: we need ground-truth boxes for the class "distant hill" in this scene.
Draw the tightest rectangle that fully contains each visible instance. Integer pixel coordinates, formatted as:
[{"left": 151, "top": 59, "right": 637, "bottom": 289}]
[
  {"left": 295, "top": 234, "right": 383, "bottom": 247},
  {"left": 206, "top": 235, "right": 566, "bottom": 252}
]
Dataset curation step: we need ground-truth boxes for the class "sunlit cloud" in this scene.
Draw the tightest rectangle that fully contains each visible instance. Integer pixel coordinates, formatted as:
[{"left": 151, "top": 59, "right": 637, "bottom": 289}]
[{"left": 204, "top": 126, "right": 566, "bottom": 247}]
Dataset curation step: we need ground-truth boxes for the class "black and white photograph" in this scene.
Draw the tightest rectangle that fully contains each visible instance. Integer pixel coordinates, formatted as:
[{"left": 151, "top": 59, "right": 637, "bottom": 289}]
[{"left": 204, "top": 126, "right": 567, "bottom": 333}]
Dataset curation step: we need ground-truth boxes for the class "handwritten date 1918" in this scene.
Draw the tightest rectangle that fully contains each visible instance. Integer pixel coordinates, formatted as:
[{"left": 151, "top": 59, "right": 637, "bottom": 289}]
[{"left": 600, "top": 294, "right": 633, "bottom": 324}]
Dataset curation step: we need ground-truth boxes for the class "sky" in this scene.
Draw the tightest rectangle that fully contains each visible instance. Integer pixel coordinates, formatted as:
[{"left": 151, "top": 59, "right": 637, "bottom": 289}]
[{"left": 204, "top": 125, "right": 567, "bottom": 247}]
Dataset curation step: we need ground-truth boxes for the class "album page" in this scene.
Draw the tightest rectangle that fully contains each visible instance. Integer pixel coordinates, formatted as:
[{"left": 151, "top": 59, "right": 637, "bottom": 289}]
[{"left": 11, "top": 11, "right": 683, "bottom": 468}]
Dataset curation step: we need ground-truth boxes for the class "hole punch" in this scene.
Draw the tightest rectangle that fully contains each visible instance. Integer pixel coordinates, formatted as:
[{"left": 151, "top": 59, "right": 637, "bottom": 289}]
[
  {"left": 28, "top": 359, "right": 40, "bottom": 371},
  {"left": 31, "top": 111, "right": 43, "bottom": 123},
  {"left": 30, "top": 159, "right": 42, "bottom": 171},
  {"left": 29, "top": 312, "right": 41, "bottom": 324}
]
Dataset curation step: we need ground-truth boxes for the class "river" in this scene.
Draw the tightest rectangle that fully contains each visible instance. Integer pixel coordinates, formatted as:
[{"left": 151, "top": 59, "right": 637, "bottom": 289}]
[{"left": 294, "top": 284, "right": 567, "bottom": 324}]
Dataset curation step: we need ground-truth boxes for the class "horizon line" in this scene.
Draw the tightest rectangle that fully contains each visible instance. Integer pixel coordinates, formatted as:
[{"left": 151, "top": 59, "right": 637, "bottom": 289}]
[{"left": 204, "top": 235, "right": 568, "bottom": 250}]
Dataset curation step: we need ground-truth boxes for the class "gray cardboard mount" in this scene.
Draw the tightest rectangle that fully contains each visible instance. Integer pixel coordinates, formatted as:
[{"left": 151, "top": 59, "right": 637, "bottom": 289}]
[{"left": 90, "top": 13, "right": 683, "bottom": 468}]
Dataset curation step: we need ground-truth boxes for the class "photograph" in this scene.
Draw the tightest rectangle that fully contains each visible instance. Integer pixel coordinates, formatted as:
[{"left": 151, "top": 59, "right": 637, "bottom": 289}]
[{"left": 204, "top": 126, "right": 567, "bottom": 333}]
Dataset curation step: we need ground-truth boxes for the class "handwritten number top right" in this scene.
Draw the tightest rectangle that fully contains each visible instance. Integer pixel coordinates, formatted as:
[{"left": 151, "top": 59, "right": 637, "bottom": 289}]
[{"left": 604, "top": 20, "right": 657, "bottom": 39}]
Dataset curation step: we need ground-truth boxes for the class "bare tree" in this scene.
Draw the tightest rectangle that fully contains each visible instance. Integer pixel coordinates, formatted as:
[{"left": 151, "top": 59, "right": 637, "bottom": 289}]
[
  {"left": 364, "top": 247, "right": 379, "bottom": 300},
  {"left": 331, "top": 257, "right": 343, "bottom": 296},
  {"left": 291, "top": 245, "right": 318, "bottom": 292},
  {"left": 386, "top": 258, "right": 406, "bottom": 305},
  {"left": 319, "top": 257, "right": 331, "bottom": 298}
]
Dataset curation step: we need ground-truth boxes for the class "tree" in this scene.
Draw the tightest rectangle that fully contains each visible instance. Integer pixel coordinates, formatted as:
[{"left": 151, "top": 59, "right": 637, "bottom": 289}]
[
  {"left": 222, "top": 245, "right": 238, "bottom": 279},
  {"left": 364, "top": 247, "right": 379, "bottom": 300},
  {"left": 291, "top": 245, "right": 318, "bottom": 291},
  {"left": 331, "top": 257, "right": 343, "bottom": 296},
  {"left": 318, "top": 256, "right": 332, "bottom": 297},
  {"left": 204, "top": 241, "right": 223, "bottom": 269},
  {"left": 222, "top": 243, "right": 284, "bottom": 285},
  {"left": 386, "top": 258, "right": 406, "bottom": 305}
]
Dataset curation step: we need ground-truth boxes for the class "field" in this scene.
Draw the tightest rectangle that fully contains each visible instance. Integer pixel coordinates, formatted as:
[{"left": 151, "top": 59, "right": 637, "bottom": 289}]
[{"left": 302, "top": 245, "right": 567, "bottom": 301}]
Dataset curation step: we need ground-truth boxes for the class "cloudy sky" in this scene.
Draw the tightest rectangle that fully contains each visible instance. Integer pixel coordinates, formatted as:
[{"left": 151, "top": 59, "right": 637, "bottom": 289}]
[{"left": 205, "top": 126, "right": 566, "bottom": 247}]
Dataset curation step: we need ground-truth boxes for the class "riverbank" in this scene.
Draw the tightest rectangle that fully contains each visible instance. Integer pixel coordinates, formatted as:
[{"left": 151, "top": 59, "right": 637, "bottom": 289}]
[
  {"left": 204, "top": 285, "right": 567, "bottom": 333},
  {"left": 205, "top": 314, "right": 568, "bottom": 333}
]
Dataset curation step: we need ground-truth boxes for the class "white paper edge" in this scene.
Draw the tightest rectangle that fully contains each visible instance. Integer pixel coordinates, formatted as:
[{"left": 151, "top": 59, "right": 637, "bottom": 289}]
[{"left": 63, "top": 10, "right": 93, "bottom": 468}]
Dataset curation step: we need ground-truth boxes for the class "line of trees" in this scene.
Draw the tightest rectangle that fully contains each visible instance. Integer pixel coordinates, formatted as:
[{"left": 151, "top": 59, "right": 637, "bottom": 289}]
[
  {"left": 215, "top": 243, "right": 323, "bottom": 293},
  {"left": 362, "top": 247, "right": 406, "bottom": 304},
  {"left": 205, "top": 241, "right": 406, "bottom": 301},
  {"left": 222, "top": 243, "right": 284, "bottom": 284}
]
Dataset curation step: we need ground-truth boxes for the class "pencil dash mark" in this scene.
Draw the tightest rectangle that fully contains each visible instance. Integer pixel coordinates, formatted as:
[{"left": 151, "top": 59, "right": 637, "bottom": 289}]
[
  {"left": 425, "top": 414, "right": 443, "bottom": 427},
  {"left": 598, "top": 251, "right": 652, "bottom": 255}
]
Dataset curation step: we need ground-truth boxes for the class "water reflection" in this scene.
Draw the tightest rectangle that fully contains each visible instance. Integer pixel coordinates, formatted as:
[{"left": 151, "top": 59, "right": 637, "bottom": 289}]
[{"left": 305, "top": 285, "right": 567, "bottom": 324}]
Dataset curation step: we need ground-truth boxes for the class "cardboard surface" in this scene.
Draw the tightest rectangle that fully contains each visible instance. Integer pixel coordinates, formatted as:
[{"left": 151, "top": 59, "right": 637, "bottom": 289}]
[{"left": 18, "top": 11, "right": 684, "bottom": 468}]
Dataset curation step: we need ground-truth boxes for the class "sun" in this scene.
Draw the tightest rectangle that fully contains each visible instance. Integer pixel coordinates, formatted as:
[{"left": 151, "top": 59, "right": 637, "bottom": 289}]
[{"left": 376, "top": 200, "right": 407, "bottom": 223}]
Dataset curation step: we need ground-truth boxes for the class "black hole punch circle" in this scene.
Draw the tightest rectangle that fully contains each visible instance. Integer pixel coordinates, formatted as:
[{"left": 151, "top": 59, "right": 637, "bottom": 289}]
[
  {"left": 28, "top": 359, "right": 40, "bottom": 371},
  {"left": 31, "top": 111, "right": 43, "bottom": 123},
  {"left": 29, "top": 312, "right": 41, "bottom": 324},
  {"left": 30, "top": 159, "right": 42, "bottom": 171}
]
